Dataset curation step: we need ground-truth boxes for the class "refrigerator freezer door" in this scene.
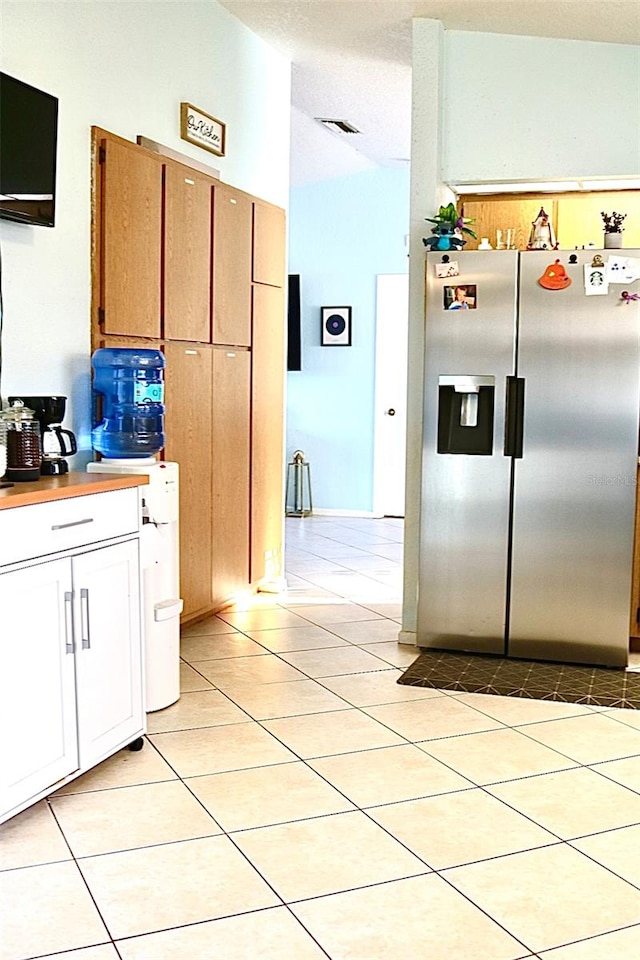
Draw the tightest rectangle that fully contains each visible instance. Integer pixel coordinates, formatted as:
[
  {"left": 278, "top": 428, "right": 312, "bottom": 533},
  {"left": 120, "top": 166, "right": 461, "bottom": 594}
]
[
  {"left": 509, "top": 250, "right": 640, "bottom": 666},
  {"left": 418, "top": 251, "right": 518, "bottom": 653}
]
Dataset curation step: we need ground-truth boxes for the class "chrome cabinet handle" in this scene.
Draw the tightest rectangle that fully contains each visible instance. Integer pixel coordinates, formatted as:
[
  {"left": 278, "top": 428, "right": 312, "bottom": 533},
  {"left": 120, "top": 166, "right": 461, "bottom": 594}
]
[
  {"left": 64, "top": 591, "right": 75, "bottom": 654},
  {"left": 80, "top": 588, "right": 91, "bottom": 649},
  {"left": 51, "top": 518, "right": 94, "bottom": 531}
]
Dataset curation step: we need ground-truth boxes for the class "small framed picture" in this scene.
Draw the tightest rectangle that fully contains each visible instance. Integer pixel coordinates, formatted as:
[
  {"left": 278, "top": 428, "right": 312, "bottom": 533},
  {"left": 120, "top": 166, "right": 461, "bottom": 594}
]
[
  {"left": 321, "top": 306, "right": 352, "bottom": 346},
  {"left": 444, "top": 284, "right": 477, "bottom": 311},
  {"left": 180, "top": 102, "right": 226, "bottom": 157}
]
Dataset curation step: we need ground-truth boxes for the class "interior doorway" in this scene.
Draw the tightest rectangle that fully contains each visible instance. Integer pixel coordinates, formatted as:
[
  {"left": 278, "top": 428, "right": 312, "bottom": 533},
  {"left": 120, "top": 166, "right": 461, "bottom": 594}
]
[{"left": 373, "top": 273, "right": 409, "bottom": 517}]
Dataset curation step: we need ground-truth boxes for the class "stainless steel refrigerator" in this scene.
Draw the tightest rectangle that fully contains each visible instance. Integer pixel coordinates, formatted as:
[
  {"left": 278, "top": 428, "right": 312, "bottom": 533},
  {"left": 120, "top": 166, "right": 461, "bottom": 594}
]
[{"left": 418, "top": 249, "right": 640, "bottom": 667}]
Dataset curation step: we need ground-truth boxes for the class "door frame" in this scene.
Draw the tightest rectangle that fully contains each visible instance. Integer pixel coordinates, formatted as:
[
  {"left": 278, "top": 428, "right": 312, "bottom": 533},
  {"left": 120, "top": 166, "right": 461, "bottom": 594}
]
[{"left": 372, "top": 272, "right": 409, "bottom": 518}]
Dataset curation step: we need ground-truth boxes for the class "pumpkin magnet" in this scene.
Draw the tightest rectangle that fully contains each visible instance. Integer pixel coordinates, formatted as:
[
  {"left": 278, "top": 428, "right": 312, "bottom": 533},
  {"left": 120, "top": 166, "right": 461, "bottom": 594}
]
[{"left": 538, "top": 259, "right": 572, "bottom": 290}]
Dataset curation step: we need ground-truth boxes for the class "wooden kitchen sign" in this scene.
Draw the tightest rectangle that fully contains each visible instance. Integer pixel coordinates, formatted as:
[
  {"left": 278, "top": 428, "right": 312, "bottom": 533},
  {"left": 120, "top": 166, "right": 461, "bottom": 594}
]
[{"left": 180, "top": 102, "right": 226, "bottom": 157}]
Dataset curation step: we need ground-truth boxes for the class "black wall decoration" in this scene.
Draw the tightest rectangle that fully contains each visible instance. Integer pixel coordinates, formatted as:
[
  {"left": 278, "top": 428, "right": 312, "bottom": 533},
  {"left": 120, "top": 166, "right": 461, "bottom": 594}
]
[
  {"left": 321, "top": 306, "right": 352, "bottom": 346},
  {"left": 287, "top": 275, "right": 302, "bottom": 371}
]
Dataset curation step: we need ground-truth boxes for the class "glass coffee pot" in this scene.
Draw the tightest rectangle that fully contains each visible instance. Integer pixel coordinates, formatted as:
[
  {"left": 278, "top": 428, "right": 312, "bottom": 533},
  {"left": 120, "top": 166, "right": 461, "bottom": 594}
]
[
  {"left": 0, "top": 416, "right": 7, "bottom": 482},
  {"left": 8, "top": 395, "right": 77, "bottom": 475},
  {"left": 0, "top": 401, "right": 42, "bottom": 482}
]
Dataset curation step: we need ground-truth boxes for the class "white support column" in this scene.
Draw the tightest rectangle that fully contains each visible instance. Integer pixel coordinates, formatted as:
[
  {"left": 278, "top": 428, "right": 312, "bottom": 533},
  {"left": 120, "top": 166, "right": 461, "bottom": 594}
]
[{"left": 400, "top": 18, "right": 453, "bottom": 645}]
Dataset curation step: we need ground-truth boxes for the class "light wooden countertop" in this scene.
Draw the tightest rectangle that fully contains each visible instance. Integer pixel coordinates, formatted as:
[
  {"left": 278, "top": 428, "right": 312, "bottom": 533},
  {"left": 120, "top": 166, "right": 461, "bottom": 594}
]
[{"left": 0, "top": 472, "right": 148, "bottom": 510}]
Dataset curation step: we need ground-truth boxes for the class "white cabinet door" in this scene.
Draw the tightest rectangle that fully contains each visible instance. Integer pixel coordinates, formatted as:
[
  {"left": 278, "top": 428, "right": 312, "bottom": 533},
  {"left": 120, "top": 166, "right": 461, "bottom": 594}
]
[
  {"left": 73, "top": 540, "right": 143, "bottom": 769},
  {"left": 0, "top": 559, "right": 78, "bottom": 819}
]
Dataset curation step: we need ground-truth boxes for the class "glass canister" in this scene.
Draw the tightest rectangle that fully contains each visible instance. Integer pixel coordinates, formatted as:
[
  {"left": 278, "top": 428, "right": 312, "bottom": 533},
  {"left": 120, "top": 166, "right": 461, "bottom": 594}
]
[
  {"left": 0, "top": 416, "right": 7, "bottom": 480},
  {"left": 1, "top": 401, "right": 42, "bottom": 481}
]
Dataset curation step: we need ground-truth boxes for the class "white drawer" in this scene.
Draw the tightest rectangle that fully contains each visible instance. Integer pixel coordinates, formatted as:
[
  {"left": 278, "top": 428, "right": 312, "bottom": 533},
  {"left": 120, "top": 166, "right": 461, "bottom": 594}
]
[{"left": 0, "top": 488, "right": 140, "bottom": 567}]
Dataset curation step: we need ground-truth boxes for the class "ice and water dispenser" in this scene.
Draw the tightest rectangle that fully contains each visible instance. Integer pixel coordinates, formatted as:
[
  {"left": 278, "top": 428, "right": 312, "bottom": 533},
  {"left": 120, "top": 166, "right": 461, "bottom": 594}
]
[
  {"left": 88, "top": 348, "right": 183, "bottom": 712},
  {"left": 437, "top": 375, "right": 496, "bottom": 455}
]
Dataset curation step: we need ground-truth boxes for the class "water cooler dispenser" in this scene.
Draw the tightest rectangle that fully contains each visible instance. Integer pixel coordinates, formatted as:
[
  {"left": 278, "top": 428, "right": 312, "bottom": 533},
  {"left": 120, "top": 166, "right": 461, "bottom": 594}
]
[
  {"left": 89, "top": 348, "right": 182, "bottom": 712},
  {"left": 88, "top": 459, "right": 183, "bottom": 711}
]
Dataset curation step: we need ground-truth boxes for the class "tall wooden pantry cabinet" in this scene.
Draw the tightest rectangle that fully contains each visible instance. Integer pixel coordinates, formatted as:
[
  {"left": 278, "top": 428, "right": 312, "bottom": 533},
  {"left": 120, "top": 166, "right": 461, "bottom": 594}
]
[{"left": 91, "top": 127, "right": 286, "bottom": 622}]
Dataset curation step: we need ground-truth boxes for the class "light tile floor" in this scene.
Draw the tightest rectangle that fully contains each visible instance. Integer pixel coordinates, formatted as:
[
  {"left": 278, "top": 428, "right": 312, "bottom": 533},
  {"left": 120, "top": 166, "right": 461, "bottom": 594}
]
[{"left": 3, "top": 516, "right": 640, "bottom": 959}]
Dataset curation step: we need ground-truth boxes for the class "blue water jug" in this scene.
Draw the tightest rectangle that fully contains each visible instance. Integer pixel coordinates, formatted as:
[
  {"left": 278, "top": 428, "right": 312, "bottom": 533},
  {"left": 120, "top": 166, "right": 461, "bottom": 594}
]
[{"left": 91, "top": 348, "right": 165, "bottom": 459}]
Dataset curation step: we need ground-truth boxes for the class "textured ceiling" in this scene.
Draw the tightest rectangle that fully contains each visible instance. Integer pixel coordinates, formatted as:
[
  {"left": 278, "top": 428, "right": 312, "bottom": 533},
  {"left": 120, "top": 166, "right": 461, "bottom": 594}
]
[{"left": 218, "top": 1, "right": 640, "bottom": 183}]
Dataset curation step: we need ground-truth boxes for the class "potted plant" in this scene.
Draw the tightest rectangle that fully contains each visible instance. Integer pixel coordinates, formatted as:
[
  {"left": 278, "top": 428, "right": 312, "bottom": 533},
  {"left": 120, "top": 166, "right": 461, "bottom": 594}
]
[
  {"left": 423, "top": 202, "right": 477, "bottom": 251},
  {"left": 601, "top": 210, "right": 626, "bottom": 249}
]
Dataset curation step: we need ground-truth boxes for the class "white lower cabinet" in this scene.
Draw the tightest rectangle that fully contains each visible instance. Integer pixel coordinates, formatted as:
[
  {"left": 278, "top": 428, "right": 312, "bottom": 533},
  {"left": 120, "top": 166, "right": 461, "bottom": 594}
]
[
  {"left": 0, "top": 558, "right": 79, "bottom": 819},
  {"left": 73, "top": 540, "right": 143, "bottom": 770},
  {"left": 0, "top": 486, "right": 145, "bottom": 824}
]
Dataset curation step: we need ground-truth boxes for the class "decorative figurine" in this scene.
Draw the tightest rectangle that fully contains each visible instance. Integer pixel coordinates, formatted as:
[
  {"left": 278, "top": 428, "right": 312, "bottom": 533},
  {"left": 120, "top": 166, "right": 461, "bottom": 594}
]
[
  {"left": 527, "top": 207, "right": 558, "bottom": 250},
  {"left": 423, "top": 203, "right": 476, "bottom": 251}
]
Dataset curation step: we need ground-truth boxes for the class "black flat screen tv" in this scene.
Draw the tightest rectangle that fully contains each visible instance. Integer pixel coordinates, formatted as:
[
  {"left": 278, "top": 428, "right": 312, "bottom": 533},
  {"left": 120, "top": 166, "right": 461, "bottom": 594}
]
[{"left": 0, "top": 73, "right": 59, "bottom": 227}]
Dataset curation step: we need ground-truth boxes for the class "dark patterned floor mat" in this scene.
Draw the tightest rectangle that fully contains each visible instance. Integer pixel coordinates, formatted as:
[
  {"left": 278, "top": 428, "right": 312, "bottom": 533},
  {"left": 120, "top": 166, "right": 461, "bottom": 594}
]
[{"left": 397, "top": 648, "right": 640, "bottom": 709}]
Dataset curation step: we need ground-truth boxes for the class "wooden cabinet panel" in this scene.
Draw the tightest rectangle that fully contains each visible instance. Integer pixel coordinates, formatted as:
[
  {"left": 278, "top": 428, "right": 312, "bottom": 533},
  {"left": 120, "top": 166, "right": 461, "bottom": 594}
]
[
  {"left": 462, "top": 199, "right": 557, "bottom": 252},
  {"left": 253, "top": 201, "right": 286, "bottom": 287},
  {"left": 211, "top": 347, "right": 250, "bottom": 604},
  {"left": 556, "top": 192, "right": 640, "bottom": 250},
  {"left": 97, "top": 336, "right": 159, "bottom": 354},
  {"left": 462, "top": 191, "right": 640, "bottom": 252},
  {"left": 251, "top": 284, "right": 285, "bottom": 585},
  {"left": 101, "top": 138, "right": 162, "bottom": 338},
  {"left": 212, "top": 184, "right": 252, "bottom": 346},
  {"left": 164, "top": 165, "right": 213, "bottom": 342},
  {"left": 92, "top": 129, "right": 287, "bottom": 621},
  {"left": 163, "top": 342, "right": 213, "bottom": 619}
]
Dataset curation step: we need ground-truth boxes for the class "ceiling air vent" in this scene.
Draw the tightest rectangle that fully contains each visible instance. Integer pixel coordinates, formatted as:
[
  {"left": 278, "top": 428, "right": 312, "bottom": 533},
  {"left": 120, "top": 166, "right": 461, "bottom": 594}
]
[{"left": 316, "top": 118, "right": 361, "bottom": 134}]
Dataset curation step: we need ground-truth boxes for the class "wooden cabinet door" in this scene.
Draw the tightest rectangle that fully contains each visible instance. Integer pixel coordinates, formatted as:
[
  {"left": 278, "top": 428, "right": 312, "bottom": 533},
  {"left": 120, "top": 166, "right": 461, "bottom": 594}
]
[
  {"left": 250, "top": 285, "right": 285, "bottom": 585},
  {"left": 73, "top": 540, "right": 143, "bottom": 770},
  {"left": 462, "top": 199, "right": 558, "bottom": 251},
  {"left": 164, "top": 164, "right": 213, "bottom": 342},
  {"left": 253, "top": 201, "right": 286, "bottom": 287},
  {"left": 211, "top": 347, "right": 251, "bottom": 604},
  {"left": 0, "top": 559, "right": 78, "bottom": 822},
  {"left": 212, "top": 184, "right": 252, "bottom": 346},
  {"left": 163, "top": 342, "right": 213, "bottom": 619},
  {"left": 556, "top": 192, "right": 640, "bottom": 250},
  {"left": 101, "top": 137, "right": 162, "bottom": 338}
]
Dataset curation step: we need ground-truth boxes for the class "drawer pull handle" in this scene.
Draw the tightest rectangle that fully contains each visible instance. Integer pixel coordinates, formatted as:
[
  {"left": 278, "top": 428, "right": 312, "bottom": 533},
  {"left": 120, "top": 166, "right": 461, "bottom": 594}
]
[
  {"left": 80, "top": 587, "right": 91, "bottom": 649},
  {"left": 64, "top": 591, "right": 75, "bottom": 654},
  {"left": 51, "top": 518, "right": 94, "bottom": 531}
]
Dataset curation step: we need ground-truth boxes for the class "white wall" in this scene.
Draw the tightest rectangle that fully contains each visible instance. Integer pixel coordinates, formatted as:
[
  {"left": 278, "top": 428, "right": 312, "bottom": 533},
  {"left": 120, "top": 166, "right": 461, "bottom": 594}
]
[
  {"left": 287, "top": 166, "right": 409, "bottom": 513},
  {"left": 1, "top": 0, "right": 291, "bottom": 456},
  {"left": 442, "top": 32, "right": 640, "bottom": 182},
  {"left": 401, "top": 18, "right": 449, "bottom": 643}
]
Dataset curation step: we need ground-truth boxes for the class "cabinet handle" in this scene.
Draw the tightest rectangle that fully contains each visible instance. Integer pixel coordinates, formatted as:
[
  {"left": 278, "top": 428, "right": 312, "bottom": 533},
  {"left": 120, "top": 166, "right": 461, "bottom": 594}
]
[
  {"left": 64, "top": 591, "right": 75, "bottom": 654},
  {"left": 51, "top": 518, "right": 94, "bottom": 531},
  {"left": 80, "top": 588, "right": 91, "bottom": 649}
]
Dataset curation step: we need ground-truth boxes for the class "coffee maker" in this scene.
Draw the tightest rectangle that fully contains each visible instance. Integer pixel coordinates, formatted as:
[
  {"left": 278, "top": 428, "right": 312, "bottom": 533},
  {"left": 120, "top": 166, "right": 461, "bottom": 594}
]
[{"left": 9, "top": 395, "right": 77, "bottom": 475}]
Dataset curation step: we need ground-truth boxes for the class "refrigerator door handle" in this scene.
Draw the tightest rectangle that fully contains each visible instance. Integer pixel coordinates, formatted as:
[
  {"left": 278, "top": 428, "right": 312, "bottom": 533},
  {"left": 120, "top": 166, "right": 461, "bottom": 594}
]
[{"left": 504, "top": 377, "right": 525, "bottom": 458}]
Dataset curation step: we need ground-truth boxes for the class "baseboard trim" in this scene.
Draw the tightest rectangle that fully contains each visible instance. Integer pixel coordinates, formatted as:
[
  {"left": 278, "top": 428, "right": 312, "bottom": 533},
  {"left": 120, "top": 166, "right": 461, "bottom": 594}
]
[
  {"left": 302, "top": 508, "right": 382, "bottom": 518},
  {"left": 257, "top": 577, "right": 288, "bottom": 595},
  {"left": 398, "top": 629, "right": 418, "bottom": 647}
]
